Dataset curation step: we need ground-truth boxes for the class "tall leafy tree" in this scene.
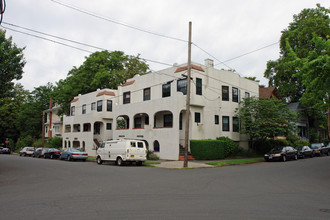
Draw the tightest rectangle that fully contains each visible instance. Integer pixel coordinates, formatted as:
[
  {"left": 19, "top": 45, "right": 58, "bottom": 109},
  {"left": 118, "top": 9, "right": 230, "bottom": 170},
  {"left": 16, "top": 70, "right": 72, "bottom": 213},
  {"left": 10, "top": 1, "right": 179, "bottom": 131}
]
[
  {"left": 0, "top": 84, "right": 29, "bottom": 143},
  {"left": 52, "top": 50, "right": 150, "bottom": 115},
  {"left": 0, "top": 30, "right": 26, "bottom": 98},
  {"left": 16, "top": 83, "right": 54, "bottom": 138},
  {"left": 235, "top": 97, "right": 298, "bottom": 149},
  {"left": 264, "top": 4, "right": 329, "bottom": 102}
]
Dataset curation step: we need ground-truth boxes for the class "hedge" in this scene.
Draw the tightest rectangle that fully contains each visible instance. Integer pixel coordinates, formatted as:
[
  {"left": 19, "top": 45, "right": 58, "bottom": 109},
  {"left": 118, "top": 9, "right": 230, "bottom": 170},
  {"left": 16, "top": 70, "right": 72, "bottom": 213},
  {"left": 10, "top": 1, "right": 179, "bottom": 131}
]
[{"left": 190, "top": 140, "right": 225, "bottom": 160}]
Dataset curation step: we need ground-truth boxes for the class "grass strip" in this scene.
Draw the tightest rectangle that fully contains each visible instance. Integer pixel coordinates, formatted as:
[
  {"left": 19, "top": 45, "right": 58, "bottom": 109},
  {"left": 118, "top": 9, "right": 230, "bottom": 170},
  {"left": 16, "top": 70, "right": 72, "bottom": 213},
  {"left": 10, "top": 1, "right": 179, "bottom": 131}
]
[
  {"left": 206, "top": 158, "right": 264, "bottom": 167},
  {"left": 144, "top": 161, "right": 161, "bottom": 166}
]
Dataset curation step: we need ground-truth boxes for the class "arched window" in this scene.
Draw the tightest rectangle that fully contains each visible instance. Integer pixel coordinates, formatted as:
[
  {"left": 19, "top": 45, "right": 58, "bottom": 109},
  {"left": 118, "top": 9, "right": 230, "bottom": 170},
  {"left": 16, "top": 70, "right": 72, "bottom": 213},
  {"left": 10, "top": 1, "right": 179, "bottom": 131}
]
[{"left": 153, "top": 140, "right": 160, "bottom": 152}]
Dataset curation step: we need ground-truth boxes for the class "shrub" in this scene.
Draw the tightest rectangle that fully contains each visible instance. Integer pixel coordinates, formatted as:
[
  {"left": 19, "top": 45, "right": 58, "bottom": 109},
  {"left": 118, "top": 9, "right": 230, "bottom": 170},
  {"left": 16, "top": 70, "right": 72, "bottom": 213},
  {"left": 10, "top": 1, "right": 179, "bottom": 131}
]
[
  {"left": 147, "top": 150, "right": 159, "bottom": 160},
  {"left": 216, "top": 137, "right": 239, "bottom": 157},
  {"left": 253, "top": 139, "right": 289, "bottom": 155},
  {"left": 190, "top": 140, "right": 225, "bottom": 160},
  {"left": 294, "top": 140, "right": 310, "bottom": 147},
  {"left": 49, "top": 137, "right": 62, "bottom": 148}
]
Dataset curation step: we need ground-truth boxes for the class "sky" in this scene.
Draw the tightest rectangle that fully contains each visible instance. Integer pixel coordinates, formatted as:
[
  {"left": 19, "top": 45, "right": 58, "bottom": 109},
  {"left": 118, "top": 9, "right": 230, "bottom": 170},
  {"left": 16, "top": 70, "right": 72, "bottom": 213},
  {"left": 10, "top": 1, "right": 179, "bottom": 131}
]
[{"left": 1, "top": 0, "right": 329, "bottom": 91}]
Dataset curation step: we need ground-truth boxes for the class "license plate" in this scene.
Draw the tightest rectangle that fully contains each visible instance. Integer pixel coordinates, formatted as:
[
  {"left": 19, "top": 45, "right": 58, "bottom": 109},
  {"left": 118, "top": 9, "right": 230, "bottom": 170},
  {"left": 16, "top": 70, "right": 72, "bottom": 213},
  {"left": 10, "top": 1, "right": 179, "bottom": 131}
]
[
  {"left": 130, "top": 155, "right": 134, "bottom": 158},
  {"left": 269, "top": 156, "right": 273, "bottom": 159}
]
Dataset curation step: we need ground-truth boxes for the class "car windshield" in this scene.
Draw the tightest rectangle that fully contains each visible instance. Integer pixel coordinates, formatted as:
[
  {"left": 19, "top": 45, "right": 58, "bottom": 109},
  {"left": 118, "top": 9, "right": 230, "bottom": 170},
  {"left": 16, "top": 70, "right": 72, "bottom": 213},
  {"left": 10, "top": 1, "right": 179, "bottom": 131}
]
[
  {"left": 310, "top": 145, "right": 320, "bottom": 149},
  {"left": 311, "top": 143, "right": 322, "bottom": 147},
  {"left": 270, "top": 147, "right": 284, "bottom": 153}
]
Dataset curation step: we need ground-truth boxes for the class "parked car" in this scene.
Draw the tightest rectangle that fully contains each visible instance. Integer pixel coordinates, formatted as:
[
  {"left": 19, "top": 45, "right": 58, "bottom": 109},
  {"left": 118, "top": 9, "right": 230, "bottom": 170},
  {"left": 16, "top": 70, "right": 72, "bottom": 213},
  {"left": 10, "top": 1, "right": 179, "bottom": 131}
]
[
  {"left": 32, "top": 147, "right": 46, "bottom": 158},
  {"left": 264, "top": 146, "right": 298, "bottom": 162},
  {"left": 96, "top": 139, "right": 147, "bottom": 166},
  {"left": 310, "top": 143, "right": 329, "bottom": 156},
  {"left": 19, "top": 147, "right": 35, "bottom": 157},
  {"left": 60, "top": 148, "right": 88, "bottom": 161},
  {"left": 43, "top": 148, "right": 61, "bottom": 159},
  {"left": 1, "top": 147, "right": 11, "bottom": 154},
  {"left": 295, "top": 146, "right": 314, "bottom": 158}
]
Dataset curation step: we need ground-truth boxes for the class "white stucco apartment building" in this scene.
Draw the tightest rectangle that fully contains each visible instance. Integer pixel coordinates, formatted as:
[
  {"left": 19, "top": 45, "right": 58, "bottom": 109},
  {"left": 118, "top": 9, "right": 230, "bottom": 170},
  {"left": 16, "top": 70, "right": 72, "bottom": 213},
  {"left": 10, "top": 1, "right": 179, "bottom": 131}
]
[
  {"left": 62, "top": 89, "right": 118, "bottom": 156},
  {"left": 113, "top": 59, "right": 259, "bottom": 160}
]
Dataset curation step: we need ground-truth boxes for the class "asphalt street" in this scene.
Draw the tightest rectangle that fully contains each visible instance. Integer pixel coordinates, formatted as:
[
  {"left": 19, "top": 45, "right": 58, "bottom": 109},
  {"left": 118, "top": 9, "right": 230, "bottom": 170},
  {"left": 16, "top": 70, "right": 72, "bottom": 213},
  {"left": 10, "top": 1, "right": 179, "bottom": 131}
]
[{"left": 0, "top": 154, "right": 329, "bottom": 220}]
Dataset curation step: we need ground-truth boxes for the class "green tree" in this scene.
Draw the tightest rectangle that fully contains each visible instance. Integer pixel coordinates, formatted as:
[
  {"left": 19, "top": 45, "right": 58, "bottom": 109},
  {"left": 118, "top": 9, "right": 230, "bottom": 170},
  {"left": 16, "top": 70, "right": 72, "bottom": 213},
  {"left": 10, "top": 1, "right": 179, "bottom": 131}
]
[
  {"left": 235, "top": 97, "right": 298, "bottom": 150},
  {"left": 52, "top": 50, "right": 150, "bottom": 115},
  {"left": 16, "top": 83, "right": 54, "bottom": 138},
  {"left": 0, "top": 30, "right": 26, "bottom": 98},
  {"left": 264, "top": 4, "right": 329, "bottom": 102},
  {"left": 287, "top": 35, "right": 330, "bottom": 138}
]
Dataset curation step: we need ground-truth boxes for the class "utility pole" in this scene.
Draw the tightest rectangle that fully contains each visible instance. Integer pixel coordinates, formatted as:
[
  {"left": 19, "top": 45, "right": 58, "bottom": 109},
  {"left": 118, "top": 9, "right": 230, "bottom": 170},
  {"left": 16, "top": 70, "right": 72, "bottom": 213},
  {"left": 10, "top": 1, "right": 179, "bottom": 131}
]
[
  {"left": 42, "top": 111, "right": 45, "bottom": 148},
  {"left": 183, "top": 21, "right": 192, "bottom": 168}
]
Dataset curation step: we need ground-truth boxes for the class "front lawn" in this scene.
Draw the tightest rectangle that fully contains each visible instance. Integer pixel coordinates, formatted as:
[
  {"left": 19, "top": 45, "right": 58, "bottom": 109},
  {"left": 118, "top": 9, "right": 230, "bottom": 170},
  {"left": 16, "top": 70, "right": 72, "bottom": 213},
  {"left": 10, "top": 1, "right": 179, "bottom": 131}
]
[{"left": 206, "top": 158, "right": 264, "bottom": 167}]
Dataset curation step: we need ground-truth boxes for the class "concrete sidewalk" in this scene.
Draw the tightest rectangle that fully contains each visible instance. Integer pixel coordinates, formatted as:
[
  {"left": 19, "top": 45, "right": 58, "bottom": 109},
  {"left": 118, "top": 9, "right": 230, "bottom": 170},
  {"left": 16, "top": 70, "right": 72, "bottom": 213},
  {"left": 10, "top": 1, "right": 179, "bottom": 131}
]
[{"left": 153, "top": 160, "right": 214, "bottom": 169}]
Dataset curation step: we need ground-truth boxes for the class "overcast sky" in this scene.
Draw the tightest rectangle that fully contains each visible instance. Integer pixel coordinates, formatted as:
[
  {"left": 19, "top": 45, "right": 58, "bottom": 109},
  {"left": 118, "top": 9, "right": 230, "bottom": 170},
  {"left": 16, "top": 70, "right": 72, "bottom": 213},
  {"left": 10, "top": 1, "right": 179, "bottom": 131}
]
[{"left": 1, "top": 0, "right": 329, "bottom": 91}]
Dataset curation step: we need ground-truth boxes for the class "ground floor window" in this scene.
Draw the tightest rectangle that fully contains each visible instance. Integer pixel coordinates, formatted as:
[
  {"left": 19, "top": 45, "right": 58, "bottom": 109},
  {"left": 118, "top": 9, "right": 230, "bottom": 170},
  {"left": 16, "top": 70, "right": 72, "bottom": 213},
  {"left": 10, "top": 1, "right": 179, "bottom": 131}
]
[
  {"left": 222, "top": 116, "right": 230, "bottom": 131},
  {"left": 153, "top": 140, "right": 160, "bottom": 152}
]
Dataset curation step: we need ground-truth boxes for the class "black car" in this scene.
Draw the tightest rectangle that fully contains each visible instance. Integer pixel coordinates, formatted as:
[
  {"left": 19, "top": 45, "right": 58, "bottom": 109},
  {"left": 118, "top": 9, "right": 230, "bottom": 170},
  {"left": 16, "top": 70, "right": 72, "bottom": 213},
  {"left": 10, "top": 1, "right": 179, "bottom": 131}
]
[
  {"left": 43, "top": 148, "right": 61, "bottom": 159},
  {"left": 295, "top": 146, "right": 314, "bottom": 158},
  {"left": 264, "top": 146, "right": 298, "bottom": 162},
  {"left": 310, "top": 143, "right": 329, "bottom": 156}
]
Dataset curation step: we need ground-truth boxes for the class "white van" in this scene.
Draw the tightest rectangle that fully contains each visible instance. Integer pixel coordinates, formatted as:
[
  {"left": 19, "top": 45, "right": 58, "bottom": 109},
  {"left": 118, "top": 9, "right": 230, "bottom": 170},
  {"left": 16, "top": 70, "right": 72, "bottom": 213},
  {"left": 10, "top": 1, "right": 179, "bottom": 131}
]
[{"left": 96, "top": 139, "right": 147, "bottom": 166}]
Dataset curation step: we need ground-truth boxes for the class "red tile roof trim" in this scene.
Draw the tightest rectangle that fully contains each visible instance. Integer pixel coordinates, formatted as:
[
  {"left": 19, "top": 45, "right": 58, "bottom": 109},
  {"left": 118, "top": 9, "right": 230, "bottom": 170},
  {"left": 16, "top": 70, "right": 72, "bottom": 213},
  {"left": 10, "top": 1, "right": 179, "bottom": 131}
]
[
  {"left": 96, "top": 91, "right": 115, "bottom": 97},
  {"left": 71, "top": 98, "right": 79, "bottom": 103},
  {"left": 122, "top": 80, "right": 135, "bottom": 86},
  {"left": 174, "top": 65, "right": 205, "bottom": 73}
]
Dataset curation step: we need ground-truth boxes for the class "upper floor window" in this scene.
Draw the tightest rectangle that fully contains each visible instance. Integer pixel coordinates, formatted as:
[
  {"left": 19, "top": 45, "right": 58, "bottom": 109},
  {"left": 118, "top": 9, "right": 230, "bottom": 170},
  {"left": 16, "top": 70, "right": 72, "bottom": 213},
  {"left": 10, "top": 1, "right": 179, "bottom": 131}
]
[
  {"left": 123, "top": 92, "right": 131, "bottom": 104},
  {"left": 222, "top": 116, "right": 230, "bottom": 131},
  {"left": 107, "top": 100, "right": 112, "bottom": 112},
  {"left": 143, "top": 88, "right": 151, "bottom": 101},
  {"left": 196, "top": 78, "right": 202, "bottom": 95},
  {"left": 82, "top": 104, "right": 86, "bottom": 114},
  {"left": 162, "top": 83, "right": 171, "bottom": 98},
  {"left": 177, "top": 78, "right": 187, "bottom": 95},
  {"left": 245, "top": 92, "right": 250, "bottom": 98},
  {"left": 91, "top": 102, "right": 96, "bottom": 111},
  {"left": 215, "top": 115, "right": 219, "bottom": 125},
  {"left": 195, "top": 112, "right": 201, "bottom": 123},
  {"left": 222, "top": 86, "right": 229, "bottom": 101},
  {"left": 97, "top": 100, "right": 102, "bottom": 112},
  {"left": 232, "top": 87, "right": 238, "bottom": 103},
  {"left": 163, "top": 114, "right": 173, "bottom": 127},
  {"left": 71, "top": 106, "right": 75, "bottom": 116}
]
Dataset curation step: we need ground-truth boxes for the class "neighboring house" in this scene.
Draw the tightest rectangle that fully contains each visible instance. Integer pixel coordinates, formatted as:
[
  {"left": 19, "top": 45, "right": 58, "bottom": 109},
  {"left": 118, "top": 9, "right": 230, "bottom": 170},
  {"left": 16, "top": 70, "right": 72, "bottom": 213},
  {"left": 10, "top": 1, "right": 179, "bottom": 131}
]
[
  {"left": 259, "top": 86, "right": 282, "bottom": 100},
  {"left": 112, "top": 59, "right": 259, "bottom": 160},
  {"left": 44, "top": 99, "right": 63, "bottom": 139},
  {"left": 287, "top": 102, "right": 309, "bottom": 142},
  {"left": 62, "top": 89, "right": 118, "bottom": 156}
]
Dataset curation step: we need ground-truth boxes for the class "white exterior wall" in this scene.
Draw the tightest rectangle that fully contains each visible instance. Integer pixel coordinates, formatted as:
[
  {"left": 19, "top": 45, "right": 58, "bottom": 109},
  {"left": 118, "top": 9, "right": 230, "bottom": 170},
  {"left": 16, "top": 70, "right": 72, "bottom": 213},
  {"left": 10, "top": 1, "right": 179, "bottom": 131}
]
[
  {"left": 62, "top": 89, "right": 118, "bottom": 156},
  {"left": 113, "top": 59, "right": 259, "bottom": 160}
]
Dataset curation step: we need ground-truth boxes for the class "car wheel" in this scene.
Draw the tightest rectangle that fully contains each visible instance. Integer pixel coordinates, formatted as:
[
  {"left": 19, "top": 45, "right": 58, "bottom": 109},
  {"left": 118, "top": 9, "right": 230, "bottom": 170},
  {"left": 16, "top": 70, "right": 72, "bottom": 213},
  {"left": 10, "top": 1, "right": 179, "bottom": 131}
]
[
  {"left": 301, "top": 154, "right": 305, "bottom": 159},
  {"left": 116, "top": 157, "right": 123, "bottom": 166},
  {"left": 50, "top": 154, "right": 53, "bottom": 159},
  {"left": 67, "top": 155, "right": 71, "bottom": 161},
  {"left": 97, "top": 157, "right": 103, "bottom": 165},
  {"left": 19, "top": 153, "right": 22, "bottom": 156},
  {"left": 44, "top": 154, "right": 46, "bottom": 159},
  {"left": 282, "top": 155, "right": 286, "bottom": 162},
  {"left": 23, "top": 153, "right": 26, "bottom": 157},
  {"left": 136, "top": 161, "right": 142, "bottom": 166},
  {"left": 294, "top": 154, "right": 298, "bottom": 160}
]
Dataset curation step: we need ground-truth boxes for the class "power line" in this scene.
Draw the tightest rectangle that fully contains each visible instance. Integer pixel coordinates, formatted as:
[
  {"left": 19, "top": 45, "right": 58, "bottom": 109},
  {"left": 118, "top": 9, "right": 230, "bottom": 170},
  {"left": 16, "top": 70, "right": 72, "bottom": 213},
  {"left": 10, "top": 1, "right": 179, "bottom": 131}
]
[
  {"left": 50, "top": 0, "right": 187, "bottom": 43},
  {"left": 1, "top": 22, "right": 174, "bottom": 67},
  {"left": 2, "top": 26, "right": 94, "bottom": 53},
  {"left": 220, "top": 41, "right": 279, "bottom": 64}
]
